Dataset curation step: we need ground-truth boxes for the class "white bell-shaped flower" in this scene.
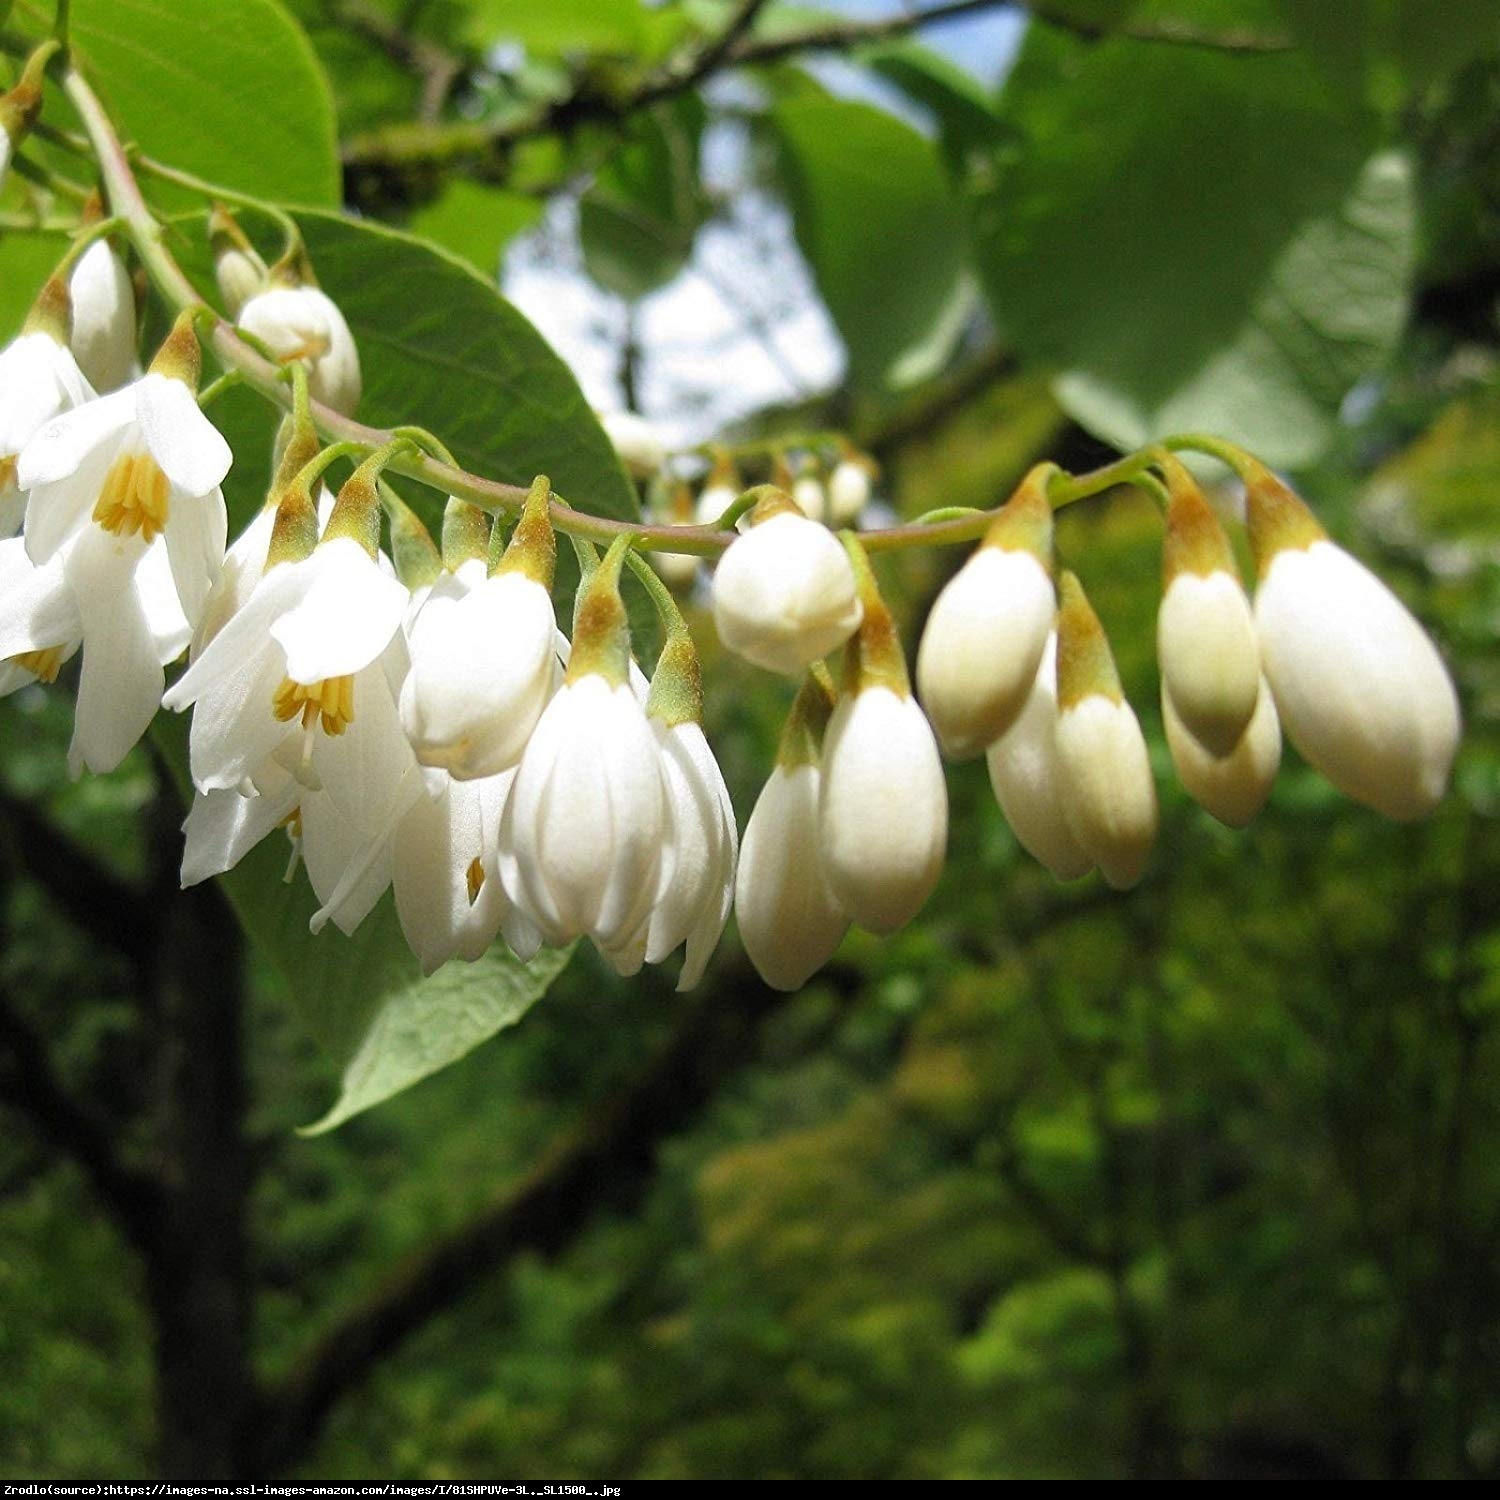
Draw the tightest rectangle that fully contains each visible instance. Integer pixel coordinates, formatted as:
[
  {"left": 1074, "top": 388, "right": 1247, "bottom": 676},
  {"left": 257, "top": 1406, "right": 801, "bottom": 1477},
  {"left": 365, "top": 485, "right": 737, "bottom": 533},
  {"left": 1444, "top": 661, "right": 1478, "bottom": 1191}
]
[
  {"left": 827, "top": 458, "right": 873, "bottom": 526},
  {"left": 818, "top": 552, "right": 947, "bottom": 934},
  {"left": 238, "top": 283, "right": 362, "bottom": 417},
  {"left": 600, "top": 409, "right": 665, "bottom": 478},
  {"left": 0, "top": 537, "right": 81, "bottom": 700},
  {"left": 1246, "top": 467, "right": 1460, "bottom": 822},
  {"left": 916, "top": 467, "right": 1056, "bottom": 760},
  {"left": 69, "top": 239, "right": 138, "bottom": 393},
  {"left": 735, "top": 673, "right": 848, "bottom": 991},
  {"left": 497, "top": 545, "right": 669, "bottom": 962},
  {"left": 712, "top": 495, "right": 863, "bottom": 675},
  {"left": 641, "top": 638, "right": 737, "bottom": 989},
  {"left": 0, "top": 298, "right": 96, "bottom": 538},
  {"left": 400, "top": 520, "right": 559, "bottom": 778},
  {"left": 19, "top": 317, "right": 230, "bottom": 629},
  {"left": 1163, "top": 676, "right": 1280, "bottom": 828},
  {"left": 791, "top": 466, "right": 827, "bottom": 523},
  {"left": 1053, "top": 572, "right": 1157, "bottom": 891},
  {"left": 1157, "top": 462, "right": 1260, "bottom": 756},
  {"left": 985, "top": 634, "right": 1093, "bottom": 882}
]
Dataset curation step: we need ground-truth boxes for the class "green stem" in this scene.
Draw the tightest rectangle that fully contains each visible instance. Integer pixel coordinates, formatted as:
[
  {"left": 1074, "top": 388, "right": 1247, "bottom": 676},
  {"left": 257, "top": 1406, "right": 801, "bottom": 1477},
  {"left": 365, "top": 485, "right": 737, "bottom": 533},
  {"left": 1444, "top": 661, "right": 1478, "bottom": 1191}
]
[
  {"left": 197, "top": 369, "right": 243, "bottom": 409},
  {"left": 625, "top": 548, "right": 690, "bottom": 642}
]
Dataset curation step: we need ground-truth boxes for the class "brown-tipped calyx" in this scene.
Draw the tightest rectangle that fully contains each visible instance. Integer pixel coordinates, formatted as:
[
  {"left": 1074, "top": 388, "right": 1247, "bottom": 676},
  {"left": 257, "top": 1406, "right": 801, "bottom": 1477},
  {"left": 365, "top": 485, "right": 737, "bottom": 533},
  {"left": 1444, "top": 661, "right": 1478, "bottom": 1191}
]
[
  {"left": 0, "top": 41, "right": 58, "bottom": 144},
  {"left": 389, "top": 499, "right": 443, "bottom": 591},
  {"left": 645, "top": 630, "right": 704, "bottom": 729},
  {"left": 323, "top": 464, "right": 382, "bottom": 559},
  {"left": 24, "top": 273, "right": 72, "bottom": 343},
  {"left": 1056, "top": 571, "right": 1123, "bottom": 710},
  {"left": 148, "top": 310, "right": 204, "bottom": 391},
  {"left": 1160, "top": 455, "right": 1237, "bottom": 584},
  {"left": 1242, "top": 460, "right": 1326, "bottom": 579},
  {"left": 706, "top": 447, "right": 740, "bottom": 489},
  {"left": 497, "top": 474, "right": 556, "bottom": 587},
  {"left": 776, "top": 665, "right": 837, "bottom": 770},
  {"left": 982, "top": 462, "right": 1056, "bottom": 568},
  {"left": 743, "top": 484, "right": 800, "bottom": 525},
  {"left": 441, "top": 497, "right": 490, "bottom": 571},
  {"left": 566, "top": 538, "right": 632, "bottom": 687},
  {"left": 267, "top": 481, "right": 320, "bottom": 569},
  {"left": 841, "top": 538, "right": 908, "bottom": 698}
]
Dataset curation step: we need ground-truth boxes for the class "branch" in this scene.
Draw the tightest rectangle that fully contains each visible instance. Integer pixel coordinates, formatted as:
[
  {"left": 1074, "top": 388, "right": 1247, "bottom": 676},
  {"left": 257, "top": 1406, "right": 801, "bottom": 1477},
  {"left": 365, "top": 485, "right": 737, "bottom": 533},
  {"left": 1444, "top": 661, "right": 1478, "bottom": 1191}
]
[
  {"left": 0, "top": 977, "right": 165, "bottom": 1257},
  {"left": 0, "top": 787, "right": 160, "bottom": 970},
  {"left": 249, "top": 964, "right": 825, "bottom": 1472},
  {"left": 341, "top": 0, "right": 1288, "bottom": 176}
]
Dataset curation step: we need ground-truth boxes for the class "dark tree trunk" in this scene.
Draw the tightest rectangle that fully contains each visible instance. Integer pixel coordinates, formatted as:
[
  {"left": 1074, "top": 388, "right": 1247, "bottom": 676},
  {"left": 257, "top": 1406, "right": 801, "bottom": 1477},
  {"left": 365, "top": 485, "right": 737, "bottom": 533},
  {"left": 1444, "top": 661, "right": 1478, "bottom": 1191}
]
[{"left": 144, "top": 877, "right": 254, "bottom": 1480}]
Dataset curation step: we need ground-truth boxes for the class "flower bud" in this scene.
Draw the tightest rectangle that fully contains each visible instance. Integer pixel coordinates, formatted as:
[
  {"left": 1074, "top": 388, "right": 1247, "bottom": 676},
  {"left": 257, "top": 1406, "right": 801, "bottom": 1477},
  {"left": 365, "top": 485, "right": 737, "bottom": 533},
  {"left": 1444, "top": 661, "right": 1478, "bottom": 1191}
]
[
  {"left": 0, "top": 44, "right": 54, "bottom": 194},
  {"left": 1157, "top": 461, "right": 1259, "bottom": 756},
  {"left": 1163, "top": 676, "right": 1280, "bottom": 829},
  {"left": 239, "top": 284, "right": 362, "bottom": 416},
  {"left": 986, "top": 635, "right": 1092, "bottom": 881},
  {"left": 601, "top": 409, "right": 665, "bottom": 478},
  {"left": 827, "top": 454, "right": 874, "bottom": 525},
  {"left": 210, "top": 205, "right": 269, "bottom": 316},
  {"left": 915, "top": 465, "right": 1056, "bottom": 760},
  {"left": 819, "top": 548, "right": 947, "bottom": 933},
  {"left": 1246, "top": 467, "right": 1460, "bottom": 822},
  {"left": 735, "top": 672, "right": 848, "bottom": 990},
  {"left": 69, "top": 235, "right": 138, "bottom": 394},
  {"left": 1054, "top": 573, "right": 1157, "bottom": 890},
  {"left": 791, "top": 461, "right": 827, "bottom": 523},
  {"left": 694, "top": 451, "right": 741, "bottom": 528},
  {"left": 712, "top": 495, "right": 862, "bottom": 675}
]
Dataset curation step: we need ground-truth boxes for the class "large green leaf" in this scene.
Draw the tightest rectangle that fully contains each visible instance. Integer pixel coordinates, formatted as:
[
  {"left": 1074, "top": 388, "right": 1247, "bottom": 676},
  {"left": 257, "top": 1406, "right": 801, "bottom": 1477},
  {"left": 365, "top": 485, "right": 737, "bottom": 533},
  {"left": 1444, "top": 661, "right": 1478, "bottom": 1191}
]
[
  {"left": 152, "top": 720, "right": 574, "bottom": 1133},
  {"left": 409, "top": 181, "right": 545, "bottom": 279},
  {"left": 771, "top": 92, "right": 970, "bottom": 393},
  {"left": 67, "top": 0, "right": 340, "bottom": 206},
  {"left": 973, "top": 37, "right": 1416, "bottom": 467},
  {"left": 169, "top": 210, "right": 638, "bottom": 532},
  {"left": 580, "top": 99, "right": 707, "bottom": 301}
]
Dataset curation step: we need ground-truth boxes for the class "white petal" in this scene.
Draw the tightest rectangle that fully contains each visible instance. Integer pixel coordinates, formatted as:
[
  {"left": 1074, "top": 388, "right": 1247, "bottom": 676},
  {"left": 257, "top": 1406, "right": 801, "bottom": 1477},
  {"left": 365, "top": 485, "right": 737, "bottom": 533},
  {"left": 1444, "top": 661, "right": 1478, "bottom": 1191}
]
[
  {"left": 137, "top": 373, "right": 233, "bottom": 496},
  {"left": 1158, "top": 569, "right": 1260, "bottom": 756},
  {"left": 0, "top": 333, "right": 96, "bottom": 457},
  {"left": 1055, "top": 694, "right": 1158, "bottom": 891},
  {"left": 1163, "top": 676, "right": 1280, "bottom": 829},
  {"left": 180, "top": 776, "right": 299, "bottom": 886},
  {"left": 69, "top": 242, "right": 139, "bottom": 393},
  {"left": 16, "top": 384, "right": 135, "bottom": 489},
  {"left": 271, "top": 538, "right": 408, "bottom": 682},
  {"left": 0, "top": 536, "right": 81, "bottom": 658},
  {"left": 163, "top": 484, "right": 228, "bottom": 628}
]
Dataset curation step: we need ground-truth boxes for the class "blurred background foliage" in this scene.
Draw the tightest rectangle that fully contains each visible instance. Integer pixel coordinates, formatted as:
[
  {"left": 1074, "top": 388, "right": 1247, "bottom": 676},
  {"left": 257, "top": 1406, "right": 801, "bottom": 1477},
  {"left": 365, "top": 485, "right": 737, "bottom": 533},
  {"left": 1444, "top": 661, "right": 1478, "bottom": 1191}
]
[{"left": 2, "top": 0, "right": 1500, "bottom": 1481}]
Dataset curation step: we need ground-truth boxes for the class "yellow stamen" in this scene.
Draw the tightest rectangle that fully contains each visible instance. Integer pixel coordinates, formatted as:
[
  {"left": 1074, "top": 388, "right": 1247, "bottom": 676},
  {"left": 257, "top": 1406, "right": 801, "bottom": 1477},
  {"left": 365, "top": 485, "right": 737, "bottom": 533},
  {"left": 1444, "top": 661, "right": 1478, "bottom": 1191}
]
[
  {"left": 465, "top": 856, "right": 486, "bottom": 904},
  {"left": 10, "top": 647, "right": 65, "bottom": 683},
  {"left": 93, "top": 452, "right": 171, "bottom": 542},
  {"left": 0, "top": 454, "right": 17, "bottom": 491},
  {"left": 272, "top": 674, "right": 356, "bottom": 735}
]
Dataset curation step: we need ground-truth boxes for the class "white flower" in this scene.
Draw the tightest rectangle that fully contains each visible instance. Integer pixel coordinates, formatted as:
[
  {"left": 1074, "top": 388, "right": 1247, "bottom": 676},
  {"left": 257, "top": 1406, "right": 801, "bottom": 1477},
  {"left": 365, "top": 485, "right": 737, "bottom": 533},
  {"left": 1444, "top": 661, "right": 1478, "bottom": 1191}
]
[
  {"left": 1254, "top": 539, "right": 1460, "bottom": 821},
  {"left": 819, "top": 686, "right": 947, "bottom": 933},
  {"left": 393, "top": 767, "right": 542, "bottom": 973},
  {"left": 1158, "top": 568, "right": 1260, "bottom": 757},
  {"left": 1053, "top": 573, "right": 1156, "bottom": 890},
  {"left": 791, "top": 471, "right": 827, "bottom": 522},
  {"left": 736, "top": 763, "right": 848, "bottom": 991},
  {"left": 0, "top": 537, "right": 80, "bottom": 699},
  {"left": 695, "top": 481, "right": 737, "bottom": 527},
  {"left": 712, "top": 510, "right": 863, "bottom": 675},
  {"left": 1054, "top": 692, "right": 1156, "bottom": 890},
  {"left": 497, "top": 674, "right": 669, "bottom": 962},
  {"left": 1163, "top": 675, "right": 1280, "bottom": 828},
  {"left": 399, "top": 558, "right": 557, "bottom": 779},
  {"left": 0, "top": 330, "right": 95, "bottom": 538},
  {"left": 917, "top": 545, "right": 1055, "bottom": 760},
  {"left": 645, "top": 719, "right": 737, "bottom": 989},
  {"left": 827, "top": 459, "right": 871, "bottom": 525},
  {"left": 238, "top": 285, "right": 362, "bottom": 416},
  {"left": 0, "top": 127, "right": 11, "bottom": 192},
  {"left": 19, "top": 370, "right": 230, "bottom": 627},
  {"left": 214, "top": 248, "right": 267, "bottom": 320},
  {"left": 986, "top": 635, "right": 1093, "bottom": 881},
  {"left": 69, "top": 240, "right": 138, "bottom": 393},
  {"left": 600, "top": 410, "right": 665, "bottom": 478},
  {"left": 164, "top": 534, "right": 409, "bottom": 794}
]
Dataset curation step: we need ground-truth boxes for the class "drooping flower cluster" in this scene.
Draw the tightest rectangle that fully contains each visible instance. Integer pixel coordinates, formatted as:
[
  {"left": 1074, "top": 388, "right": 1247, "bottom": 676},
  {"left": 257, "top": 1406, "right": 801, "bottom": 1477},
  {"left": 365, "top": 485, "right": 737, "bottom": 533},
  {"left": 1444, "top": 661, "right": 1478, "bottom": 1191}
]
[{"left": 0, "top": 228, "right": 1463, "bottom": 999}]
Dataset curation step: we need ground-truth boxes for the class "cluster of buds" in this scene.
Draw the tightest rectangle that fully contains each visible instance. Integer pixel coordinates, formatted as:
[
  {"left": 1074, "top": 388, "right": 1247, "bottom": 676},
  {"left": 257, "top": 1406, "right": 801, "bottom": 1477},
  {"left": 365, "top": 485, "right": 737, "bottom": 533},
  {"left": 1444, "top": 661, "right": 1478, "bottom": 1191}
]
[{"left": 0, "top": 214, "right": 1462, "bottom": 998}]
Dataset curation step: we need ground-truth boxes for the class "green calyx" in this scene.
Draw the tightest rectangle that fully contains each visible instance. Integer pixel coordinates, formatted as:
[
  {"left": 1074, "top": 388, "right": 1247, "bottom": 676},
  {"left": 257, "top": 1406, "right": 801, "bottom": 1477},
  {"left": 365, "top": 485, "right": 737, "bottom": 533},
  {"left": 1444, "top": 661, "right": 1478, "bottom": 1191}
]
[
  {"left": 147, "top": 310, "right": 204, "bottom": 392},
  {"left": 566, "top": 534, "right": 632, "bottom": 688},
  {"left": 23, "top": 273, "right": 71, "bottom": 343},
  {"left": 645, "top": 630, "right": 703, "bottom": 729},
  {"left": 1160, "top": 454, "right": 1236, "bottom": 583},
  {"left": 266, "top": 480, "right": 320, "bottom": 569},
  {"left": 982, "top": 463, "right": 1056, "bottom": 569},
  {"left": 1242, "top": 460, "right": 1327, "bottom": 579},
  {"left": 1056, "top": 571, "right": 1123, "bottom": 710},
  {"left": 0, "top": 40, "right": 59, "bottom": 142},
  {"left": 386, "top": 485, "right": 443, "bottom": 590},
  {"left": 497, "top": 474, "right": 557, "bottom": 587},
  {"left": 839, "top": 533, "right": 908, "bottom": 699},
  {"left": 776, "top": 665, "right": 837, "bottom": 770},
  {"left": 743, "top": 484, "right": 801, "bottom": 526},
  {"left": 441, "top": 497, "right": 491, "bottom": 571}
]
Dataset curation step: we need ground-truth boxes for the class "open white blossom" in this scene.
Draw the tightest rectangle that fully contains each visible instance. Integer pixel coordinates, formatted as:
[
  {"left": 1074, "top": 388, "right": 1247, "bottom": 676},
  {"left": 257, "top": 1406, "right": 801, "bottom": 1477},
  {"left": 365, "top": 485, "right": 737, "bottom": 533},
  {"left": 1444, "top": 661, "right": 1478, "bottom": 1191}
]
[{"left": 0, "top": 329, "right": 95, "bottom": 538}]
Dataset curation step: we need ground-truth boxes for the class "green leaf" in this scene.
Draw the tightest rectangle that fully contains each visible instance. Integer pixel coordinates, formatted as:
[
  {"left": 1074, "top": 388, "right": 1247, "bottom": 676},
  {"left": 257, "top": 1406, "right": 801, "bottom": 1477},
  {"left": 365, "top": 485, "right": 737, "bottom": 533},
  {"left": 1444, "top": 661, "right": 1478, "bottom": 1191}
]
[
  {"left": 580, "top": 100, "right": 707, "bottom": 301},
  {"left": 973, "top": 39, "right": 1416, "bottom": 467},
  {"left": 463, "top": 0, "right": 683, "bottom": 59},
  {"left": 0, "top": 236, "right": 68, "bottom": 343},
  {"left": 68, "top": 0, "right": 340, "bottom": 206},
  {"left": 172, "top": 210, "right": 639, "bottom": 532},
  {"left": 151, "top": 720, "right": 575, "bottom": 1133},
  {"left": 863, "top": 40, "right": 1009, "bottom": 180},
  {"left": 772, "top": 92, "right": 970, "bottom": 392},
  {"left": 408, "top": 181, "right": 545, "bottom": 278}
]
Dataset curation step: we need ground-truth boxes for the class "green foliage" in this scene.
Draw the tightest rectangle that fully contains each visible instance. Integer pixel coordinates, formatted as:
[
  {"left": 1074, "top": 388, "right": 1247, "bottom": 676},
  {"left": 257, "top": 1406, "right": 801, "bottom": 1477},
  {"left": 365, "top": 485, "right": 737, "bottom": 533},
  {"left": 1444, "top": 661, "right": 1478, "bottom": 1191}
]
[
  {"left": 408, "top": 181, "right": 545, "bottom": 277},
  {"left": 773, "top": 89, "right": 970, "bottom": 393},
  {"left": 971, "top": 33, "right": 1416, "bottom": 465}
]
